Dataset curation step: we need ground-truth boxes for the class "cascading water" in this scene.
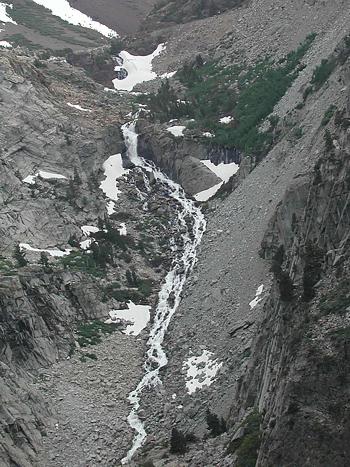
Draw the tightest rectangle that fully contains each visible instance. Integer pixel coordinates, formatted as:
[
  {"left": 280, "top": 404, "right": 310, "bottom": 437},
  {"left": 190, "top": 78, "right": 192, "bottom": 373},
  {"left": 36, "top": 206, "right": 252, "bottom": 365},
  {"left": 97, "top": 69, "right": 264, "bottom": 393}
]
[{"left": 121, "top": 121, "right": 206, "bottom": 464}]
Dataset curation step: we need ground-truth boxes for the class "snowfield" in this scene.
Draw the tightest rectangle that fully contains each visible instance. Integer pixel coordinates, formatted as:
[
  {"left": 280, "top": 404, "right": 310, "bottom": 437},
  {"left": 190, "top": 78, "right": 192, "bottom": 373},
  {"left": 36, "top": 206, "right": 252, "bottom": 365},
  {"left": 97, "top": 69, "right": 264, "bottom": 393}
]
[
  {"left": 113, "top": 44, "right": 166, "bottom": 92},
  {"left": 31, "top": 0, "right": 118, "bottom": 37}
]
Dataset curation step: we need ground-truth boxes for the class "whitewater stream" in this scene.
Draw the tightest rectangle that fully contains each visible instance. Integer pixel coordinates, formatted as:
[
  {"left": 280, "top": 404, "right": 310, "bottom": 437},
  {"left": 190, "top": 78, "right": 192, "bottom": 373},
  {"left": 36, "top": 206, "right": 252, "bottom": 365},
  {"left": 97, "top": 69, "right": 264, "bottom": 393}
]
[{"left": 120, "top": 121, "right": 206, "bottom": 464}]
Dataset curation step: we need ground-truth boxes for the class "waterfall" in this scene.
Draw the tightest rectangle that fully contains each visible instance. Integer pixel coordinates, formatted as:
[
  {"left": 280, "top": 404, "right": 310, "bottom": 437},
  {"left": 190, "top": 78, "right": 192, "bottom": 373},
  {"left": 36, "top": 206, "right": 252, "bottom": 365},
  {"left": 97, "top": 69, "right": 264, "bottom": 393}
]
[{"left": 121, "top": 121, "right": 206, "bottom": 464}]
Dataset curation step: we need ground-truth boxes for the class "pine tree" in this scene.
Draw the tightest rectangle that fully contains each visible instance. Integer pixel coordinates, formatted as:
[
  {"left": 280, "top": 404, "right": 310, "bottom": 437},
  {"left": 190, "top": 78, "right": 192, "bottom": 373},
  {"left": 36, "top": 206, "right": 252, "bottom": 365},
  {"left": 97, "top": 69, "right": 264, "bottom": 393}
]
[
  {"left": 170, "top": 427, "right": 187, "bottom": 454},
  {"left": 14, "top": 244, "right": 28, "bottom": 267},
  {"left": 206, "top": 408, "right": 227, "bottom": 436},
  {"left": 40, "top": 252, "right": 49, "bottom": 268}
]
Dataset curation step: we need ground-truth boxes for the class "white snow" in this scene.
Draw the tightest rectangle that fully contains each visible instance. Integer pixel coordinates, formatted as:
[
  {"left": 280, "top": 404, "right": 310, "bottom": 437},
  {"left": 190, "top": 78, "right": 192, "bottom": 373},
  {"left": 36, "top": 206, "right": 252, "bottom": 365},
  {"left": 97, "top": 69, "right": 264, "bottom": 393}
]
[
  {"left": 67, "top": 102, "right": 92, "bottom": 112},
  {"left": 80, "top": 225, "right": 100, "bottom": 250},
  {"left": 194, "top": 160, "right": 239, "bottom": 202},
  {"left": 194, "top": 182, "right": 223, "bottom": 202},
  {"left": 23, "top": 170, "right": 67, "bottom": 184},
  {"left": 219, "top": 116, "right": 234, "bottom": 124},
  {"left": 183, "top": 350, "right": 222, "bottom": 395},
  {"left": 203, "top": 131, "right": 215, "bottom": 138},
  {"left": 166, "top": 125, "right": 186, "bottom": 137},
  {"left": 106, "top": 301, "right": 151, "bottom": 336},
  {"left": 249, "top": 284, "right": 265, "bottom": 309},
  {"left": 20, "top": 243, "right": 71, "bottom": 257},
  {"left": 31, "top": 0, "right": 118, "bottom": 37},
  {"left": 119, "top": 223, "right": 127, "bottom": 236},
  {"left": 160, "top": 70, "right": 177, "bottom": 79},
  {"left": 81, "top": 225, "right": 99, "bottom": 236},
  {"left": 120, "top": 121, "right": 206, "bottom": 464},
  {"left": 201, "top": 159, "right": 239, "bottom": 183},
  {"left": 99, "top": 153, "right": 129, "bottom": 215},
  {"left": 0, "top": 40, "right": 11, "bottom": 47},
  {"left": 0, "top": 3, "right": 16, "bottom": 24},
  {"left": 112, "top": 44, "right": 166, "bottom": 92}
]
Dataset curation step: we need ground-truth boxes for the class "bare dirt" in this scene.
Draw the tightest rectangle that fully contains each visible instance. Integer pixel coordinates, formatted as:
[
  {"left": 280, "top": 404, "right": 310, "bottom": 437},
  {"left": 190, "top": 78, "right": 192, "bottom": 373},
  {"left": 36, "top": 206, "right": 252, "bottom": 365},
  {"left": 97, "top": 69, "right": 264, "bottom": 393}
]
[{"left": 69, "top": 0, "right": 157, "bottom": 35}]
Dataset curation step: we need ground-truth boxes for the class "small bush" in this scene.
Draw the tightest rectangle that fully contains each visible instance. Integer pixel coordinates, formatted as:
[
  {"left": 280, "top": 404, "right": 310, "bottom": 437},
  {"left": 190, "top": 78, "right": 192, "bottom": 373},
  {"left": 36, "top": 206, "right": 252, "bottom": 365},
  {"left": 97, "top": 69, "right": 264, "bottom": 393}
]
[
  {"left": 76, "top": 320, "right": 119, "bottom": 347},
  {"left": 311, "top": 58, "right": 336, "bottom": 89},
  {"left": 321, "top": 105, "right": 337, "bottom": 126},
  {"left": 170, "top": 427, "right": 187, "bottom": 454},
  {"left": 227, "top": 410, "right": 262, "bottom": 467},
  {"left": 206, "top": 408, "right": 227, "bottom": 436},
  {"left": 324, "top": 129, "right": 334, "bottom": 152}
]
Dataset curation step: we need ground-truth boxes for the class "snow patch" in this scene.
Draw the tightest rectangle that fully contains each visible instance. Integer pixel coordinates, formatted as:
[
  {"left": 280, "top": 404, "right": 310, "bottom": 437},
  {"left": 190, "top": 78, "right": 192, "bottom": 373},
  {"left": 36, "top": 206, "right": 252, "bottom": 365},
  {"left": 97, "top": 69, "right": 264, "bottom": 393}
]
[
  {"left": 167, "top": 125, "right": 186, "bottom": 137},
  {"left": 106, "top": 301, "right": 151, "bottom": 336},
  {"left": 0, "top": 3, "right": 16, "bottom": 24},
  {"left": 194, "top": 182, "right": 223, "bottom": 202},
  {"left": 67, "top": 102, "right": 92, "bottom": 112},
  {"left": 183, "top": 350, "right": 222, "bottom": 394},
  {"left": 31, "top": 0, "right": 118, "bottom": 37},
  {"left": 219, "top": 116, "right": 234, "bottom": 124},
  {"left": 23, "top": 170, "right": 67, "bottom": 184},
  {"left": 81, "top": 225, "right": 99, "bottom": 236},
  {"left": 160, "top": 70, "right": 176, "bottom": 79},
  {"left": 20, "top": 243, "right": 71, "bottom": 257},
  {"left": 112, "top": 44, "right": 166, "bottom": 92},
  {"left": 0, "top": 40, "right": 11, "bottom": 48},
  {"left": 201, "top": 159, "right": 239, "bottom": 183},
  {"left": 249, "top": 284, "right": 265, "bottom": 309},
  {"left": 119, "top": 223, "right": 127, "bottom": 236},
  {"left": 99, "top": 154, "right": 129, "bottom": 215},
  {"left": 203, "top": 131, "right": 215, "bottom": 138}
]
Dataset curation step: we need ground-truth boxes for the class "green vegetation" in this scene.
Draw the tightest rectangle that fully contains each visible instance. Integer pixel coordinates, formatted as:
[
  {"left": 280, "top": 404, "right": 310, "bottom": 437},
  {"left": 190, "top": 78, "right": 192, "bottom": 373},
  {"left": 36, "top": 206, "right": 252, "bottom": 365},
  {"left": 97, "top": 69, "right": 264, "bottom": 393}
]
[
  {"left": 321, "top": 105, "right": 337, "bottom": 126},
  {"left": 60, "top": 251, "right": 104, "bottom": 277},
  {"left": 319, "top": 279, "right": 350, "bottom": 315},
  {"left": 8, "top": 0, "right": 104, "bottom": 48},
  {"left": 13, "top": 244, "right": 28, "bottom": 267},
  {"left": 330, "top": 326, "right": 350, "bottom": 341},
  {"left": 227, "top": 410, "right": 262, "bottom": 467},
  {"left": 142, "top": 34, "right": 316, "bottom": 159},
  {"left": 324, "top": 129, "right": 334, "bottom": 152},
  {"left": 311, "top": 58, "right": 336, "bottom": 90},
  {"left": 76, "top": 320, "right": 119, "bottom": 347},
  {"left": 79, "top": 352, "right": 98, "bottom": 362},
  {"left": 0, "top": 256, "right": 15, "bottom": 273},
  {"left": 170, "top": 427, "right": 187, "bottom": 454},
  {"left": 206, "top": 408, "right": 227, "bottom": 436}
]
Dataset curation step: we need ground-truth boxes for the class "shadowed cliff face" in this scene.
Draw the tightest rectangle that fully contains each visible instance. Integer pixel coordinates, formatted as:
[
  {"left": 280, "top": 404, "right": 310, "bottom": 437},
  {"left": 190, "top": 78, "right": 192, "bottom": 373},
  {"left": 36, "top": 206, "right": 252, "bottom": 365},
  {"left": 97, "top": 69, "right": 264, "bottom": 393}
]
[{"left": 230, "top": 105, "right": 350, "bottom": 466}]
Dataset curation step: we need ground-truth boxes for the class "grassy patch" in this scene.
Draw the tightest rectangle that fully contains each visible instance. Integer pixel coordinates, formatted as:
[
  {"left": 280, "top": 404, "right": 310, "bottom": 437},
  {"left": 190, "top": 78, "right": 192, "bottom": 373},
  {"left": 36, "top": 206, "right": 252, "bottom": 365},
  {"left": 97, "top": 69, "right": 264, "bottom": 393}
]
[{"left": 76, "top": 320, "right": 119, "bottom": 347}]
